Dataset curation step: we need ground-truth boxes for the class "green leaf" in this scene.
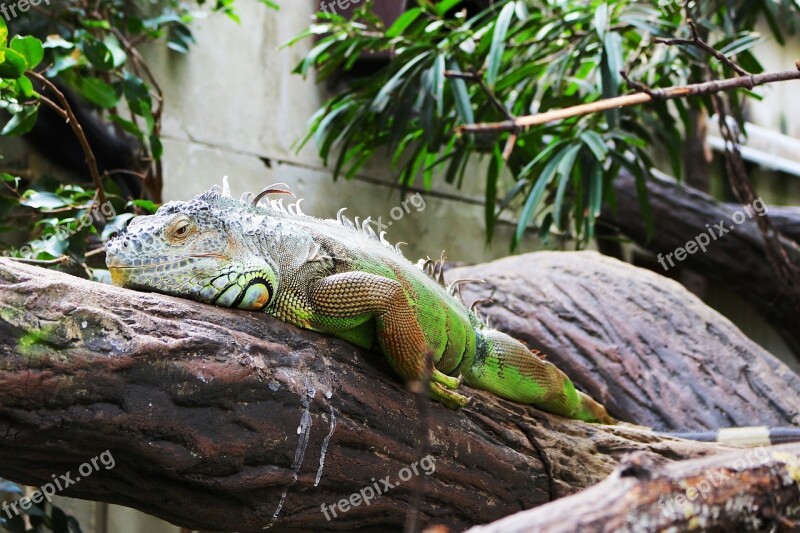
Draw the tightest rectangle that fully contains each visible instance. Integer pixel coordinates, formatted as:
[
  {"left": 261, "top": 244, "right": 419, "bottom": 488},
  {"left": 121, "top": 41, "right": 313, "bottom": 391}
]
[
  {"left": 432, "top": 54, "right": 445, "bottom": 116},
  {"left": 20, "top": 191, "right": 67, "bottom": 209},
  {"left": 129, "top": 199, "right": 159, "bottom": 214},
  {"left": 552, "top": 144, "right": 581, "bottom": 227},
  {"left": 1, "top": 106, "right": 38, "bottom": 136},
  {"left": 109, "top": 115, "right": 144, "bottom": 140},
  {"left": 167, "top": 24, "right": 195, "bottom": 54},
  {"left": 485, "top": 147, "right": 501, "bottom": 242},
  {"left": 15, "top": 76, "right": 35, "bottom": 98},
  {"left": 601, "top": 31, "right": 622, "bottom": 126},
  {"left": 371, "top": 52, "right": 430, "bottom": 112},
  {"left": 436, "top": 0, "right": 464, "bottom": 16},
  {"left": 258, "top": 0, "right": 280, "bottom": 9},
  {"left": 448, "top": 59, "right": 474, "bottom": 125},
  {"left": 0, "top": 16, "right": 7, "bottom": 48},
  {"left": 10, "top": 36, "right": 43, "bottom": 70},
  {"left": 82, "top": 19, "right": 112, "bottom": 30},
  {"left": 717, "top": 33, "right": 763, "bottom": 59},
  {"left": 486, "top": 1, "right": 515, "bottom": 86},
  {"left": 82, "top": 39, "right": 114, "bottom": 70},
  {"left": 123, "top": 73, "right": 152, "bottom": 116},
  {"left": 79, "top": 78, "right": 119, "bottom": 108},
  {"left": 387, "top": 8, "right": 421, "bottom": 38},
  {"left": 587, "top": 161, "right": 603, "bottom": 238},
  {"left": 594, "top": 3, "right": 608, "bottom": 41},
  {"left": 515, "top": 146, "right": 571, "bottom": 245},
  {"left": 104, "top": 35, "right": 127, "bottom": 68},
  {"left": 150, "top": 134, "right": 163, "bottom": 159},
  {"left": 580, "top": 131, "right": 608, "bottom": 161},
  {"left": 0, "top": 49, "right": 28, "bottom": 78}
]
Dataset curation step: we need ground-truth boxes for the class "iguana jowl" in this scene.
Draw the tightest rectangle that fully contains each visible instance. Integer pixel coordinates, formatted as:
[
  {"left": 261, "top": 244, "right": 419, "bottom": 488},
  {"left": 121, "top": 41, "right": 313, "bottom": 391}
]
[{"left": 105, "top": 180, "right": 614, "bottom": 424}]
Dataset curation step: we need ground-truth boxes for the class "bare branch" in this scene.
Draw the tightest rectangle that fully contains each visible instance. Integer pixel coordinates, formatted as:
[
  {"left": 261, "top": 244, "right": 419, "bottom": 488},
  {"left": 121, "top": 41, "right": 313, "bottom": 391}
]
[
  {"left": 458, "top": 66, "right": 800, "bottom": 134},
  {"left": 26, "top": 71, "right": 107, "bottom": 207}
]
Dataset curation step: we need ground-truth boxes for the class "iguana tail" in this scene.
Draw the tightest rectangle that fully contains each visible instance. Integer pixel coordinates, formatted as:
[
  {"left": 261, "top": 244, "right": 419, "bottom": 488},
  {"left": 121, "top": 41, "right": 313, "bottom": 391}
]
[{"left": 460, "top": 329, "right": 615, "bottom": 424}]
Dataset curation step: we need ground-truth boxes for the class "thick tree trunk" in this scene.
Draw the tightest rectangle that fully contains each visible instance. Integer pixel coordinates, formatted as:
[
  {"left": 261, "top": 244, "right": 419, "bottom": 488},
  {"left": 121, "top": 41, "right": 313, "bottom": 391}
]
[
  {"left": 0, "top": 256, "right": 797, "bottom": 531},
  {"left": 606, "top": 171, "right": 800, "bottom": 359}
]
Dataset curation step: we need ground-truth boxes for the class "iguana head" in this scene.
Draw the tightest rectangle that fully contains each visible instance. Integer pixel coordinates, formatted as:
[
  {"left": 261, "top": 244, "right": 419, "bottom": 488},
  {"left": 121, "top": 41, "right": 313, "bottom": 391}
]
[{"left": 105, "top": 181, "right": 280, "bottom": 311}]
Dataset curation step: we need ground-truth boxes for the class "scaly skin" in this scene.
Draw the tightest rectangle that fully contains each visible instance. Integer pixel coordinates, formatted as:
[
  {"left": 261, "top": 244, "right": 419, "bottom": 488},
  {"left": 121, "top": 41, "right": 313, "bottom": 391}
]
[{"left": 105, "top": 182, "right": 614, "bottom": 424}]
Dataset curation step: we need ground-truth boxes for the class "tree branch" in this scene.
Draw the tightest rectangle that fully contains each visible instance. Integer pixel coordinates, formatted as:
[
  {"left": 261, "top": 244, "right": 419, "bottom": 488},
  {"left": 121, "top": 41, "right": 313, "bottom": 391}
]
[
  {"left": 3, "top": 256, "right": 797, "bottom": 530},
  {"left": 457, "top": 65, "right": 800, "bottom": 134},
  {"left": 469, "top": 444, "right": 800, "bottom": 532},
  {"left": 26, "top": 71, "right": 106, "bottom": 207}
]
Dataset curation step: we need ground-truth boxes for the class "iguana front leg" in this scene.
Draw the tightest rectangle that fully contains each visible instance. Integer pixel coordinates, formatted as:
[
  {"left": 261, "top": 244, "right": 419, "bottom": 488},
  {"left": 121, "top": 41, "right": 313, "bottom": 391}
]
[{"left": 308, "top": 272, "right": 469, "bottom": 408}]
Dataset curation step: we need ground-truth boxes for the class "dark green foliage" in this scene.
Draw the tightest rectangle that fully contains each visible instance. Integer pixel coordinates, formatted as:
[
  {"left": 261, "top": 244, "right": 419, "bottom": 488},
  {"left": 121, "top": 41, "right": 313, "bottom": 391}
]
[{"left": 292, "top": 0, "right": 797, "bottom": 247}]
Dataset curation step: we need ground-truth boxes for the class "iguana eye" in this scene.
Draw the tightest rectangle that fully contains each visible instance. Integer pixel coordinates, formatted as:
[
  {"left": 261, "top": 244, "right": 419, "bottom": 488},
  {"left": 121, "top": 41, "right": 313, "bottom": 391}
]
[{"left": 169, "top": 217, "right": 193, "bottom": 240}]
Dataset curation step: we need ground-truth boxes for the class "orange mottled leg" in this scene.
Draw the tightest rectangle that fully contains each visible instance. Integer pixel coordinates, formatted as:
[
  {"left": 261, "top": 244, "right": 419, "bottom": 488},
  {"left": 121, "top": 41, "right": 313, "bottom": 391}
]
[{"left": 309, "top": 272, "right": 469, "bottom": 407}]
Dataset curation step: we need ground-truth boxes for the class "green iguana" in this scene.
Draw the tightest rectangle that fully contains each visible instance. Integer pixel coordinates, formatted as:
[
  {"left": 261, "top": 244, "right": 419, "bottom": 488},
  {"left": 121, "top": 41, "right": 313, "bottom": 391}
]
[{"left": 105, "top": 180, "right": 799, "bottom": 444}]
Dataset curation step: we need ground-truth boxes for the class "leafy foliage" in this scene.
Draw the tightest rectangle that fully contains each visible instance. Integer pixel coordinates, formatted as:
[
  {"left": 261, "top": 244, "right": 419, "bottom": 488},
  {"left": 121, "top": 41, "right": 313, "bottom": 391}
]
[
  {"left": 292, "top": 0, "right": 797, "bottom": 247},
  {"left": 0, "top": 0, "right": 277, "bottom": 274}
]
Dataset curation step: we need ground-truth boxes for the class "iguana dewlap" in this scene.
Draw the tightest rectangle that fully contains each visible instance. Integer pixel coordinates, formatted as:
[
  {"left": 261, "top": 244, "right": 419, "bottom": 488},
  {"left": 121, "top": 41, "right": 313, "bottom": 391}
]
[{"left": 105, "top": 180, "right": 612, "bottom": 424}]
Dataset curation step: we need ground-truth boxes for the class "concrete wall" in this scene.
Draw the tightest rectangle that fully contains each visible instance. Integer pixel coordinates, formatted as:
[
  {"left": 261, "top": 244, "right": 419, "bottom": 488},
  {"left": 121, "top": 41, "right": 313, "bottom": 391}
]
[{"left": 143, "top": 1, "right": 538, "bottom": 265}]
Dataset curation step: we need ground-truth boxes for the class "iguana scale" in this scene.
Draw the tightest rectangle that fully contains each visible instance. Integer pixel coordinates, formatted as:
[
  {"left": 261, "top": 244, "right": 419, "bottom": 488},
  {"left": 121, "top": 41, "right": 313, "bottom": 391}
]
[
  {"left": 105, "top": 181, "right": 800, "bottom": 444},
  {"left": 105, "top": 180, "right": 612, "bottom": 423}
]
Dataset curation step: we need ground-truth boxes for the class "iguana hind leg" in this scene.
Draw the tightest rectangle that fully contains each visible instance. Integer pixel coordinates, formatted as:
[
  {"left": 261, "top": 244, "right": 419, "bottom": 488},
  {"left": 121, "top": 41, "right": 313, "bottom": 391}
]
[
  {"left": 462, "top": 329, "right": 615, "bottom": 424},
  {"left": 309, "top": 272, "right": 469, "bottom": 408}
]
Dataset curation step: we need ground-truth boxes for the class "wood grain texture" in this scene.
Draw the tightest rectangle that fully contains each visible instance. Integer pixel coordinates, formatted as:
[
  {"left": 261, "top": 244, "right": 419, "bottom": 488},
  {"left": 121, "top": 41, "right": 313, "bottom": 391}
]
[
  {"left": 0, "top": 256, "right": 795, "bottom": 531},
  {"left": 607, "top": 171, "right": 800, "bottom": 358},
  {"left": 449, "top": 251, "right": 800, "bottom": 431}
]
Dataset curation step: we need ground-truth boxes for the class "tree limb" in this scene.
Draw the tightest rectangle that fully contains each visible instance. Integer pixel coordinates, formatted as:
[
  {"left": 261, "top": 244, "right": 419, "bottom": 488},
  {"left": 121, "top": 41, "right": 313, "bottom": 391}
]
[
  {"left": 457, "top": 65, "right": 800, "bottom": 134},
  {"left": 0, "top": 256, "right": 797, "bottom": 531},
  {"left": 26, "top": 71, "right": 106, "bottom": 207},
  {"left": 604, "top": 171, "right": 800, "bottom": 360},
  {"left": 469, "top": 444, "right": 800, "bottom": 532}
]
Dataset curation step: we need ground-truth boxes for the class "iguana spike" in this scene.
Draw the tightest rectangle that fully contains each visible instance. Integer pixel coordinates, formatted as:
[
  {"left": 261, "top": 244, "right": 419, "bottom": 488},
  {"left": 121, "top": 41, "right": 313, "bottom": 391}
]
[
  {"left": 336, "top": 208, "right": 347, "bottom": 224},
  {"left": 395, "top": 242, "right": 407, "bottom": 255},
  {"left": 354, "top": 216, "right": 361, "bottom": 230},
  {"left": 447, "top": 278, "right": 486, "bottom": 297},
  {"left": 469, "top": 297, "right": 494, "bottom": 314},
  {"left": 293, "top": 198, "right": 305, "bottom": 216},
  {"left": 222, "top": 176, "right": 232, "bottom": 197},
  {"left": 252, "top": 183, "right": 295, "bottom": 207}
]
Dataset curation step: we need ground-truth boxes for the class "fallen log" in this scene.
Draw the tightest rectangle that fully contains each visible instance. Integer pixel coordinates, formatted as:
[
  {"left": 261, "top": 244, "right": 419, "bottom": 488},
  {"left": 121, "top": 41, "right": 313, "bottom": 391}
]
[
  {"left": 0, "top": 256, "right": 796, "bottom": 531},
  {"left": 607, "top": 171, "right": 800, "bottom": 359}
]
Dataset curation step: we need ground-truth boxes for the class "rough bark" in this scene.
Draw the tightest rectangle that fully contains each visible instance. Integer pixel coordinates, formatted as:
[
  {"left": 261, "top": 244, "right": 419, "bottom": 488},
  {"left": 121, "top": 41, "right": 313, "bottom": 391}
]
[
  {"left": 606, "top": 171, "right": 800, "bottom": 358},
  {"left": 468, "top": 444, "right": 800, "bottom": 532},
  {"left": 0, "top": 256, "right": 797, "bottom": 531},
  {"left": 449, "top": 252, "right": 800, "bottom": 431}
]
